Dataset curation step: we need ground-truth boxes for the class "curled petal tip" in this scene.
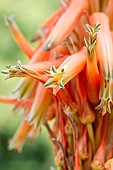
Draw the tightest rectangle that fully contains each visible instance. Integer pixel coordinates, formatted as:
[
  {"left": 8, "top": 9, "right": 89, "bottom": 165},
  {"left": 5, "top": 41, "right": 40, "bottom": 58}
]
[
  {"left": 4, "top": 15, "right": 15, "bottom": 26},
  {"left": 0, "top": 70, "right": 9, "bottom": 74},
  {"left": 1, "top": 70, "right": 12, "bottom": 80}
]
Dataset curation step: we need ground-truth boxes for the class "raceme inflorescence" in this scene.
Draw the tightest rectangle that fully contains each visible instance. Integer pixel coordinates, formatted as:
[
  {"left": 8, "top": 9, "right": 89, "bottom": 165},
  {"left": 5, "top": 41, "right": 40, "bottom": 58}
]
[{"left": 1, "top": 0, "right": 113, "bottom": 170}]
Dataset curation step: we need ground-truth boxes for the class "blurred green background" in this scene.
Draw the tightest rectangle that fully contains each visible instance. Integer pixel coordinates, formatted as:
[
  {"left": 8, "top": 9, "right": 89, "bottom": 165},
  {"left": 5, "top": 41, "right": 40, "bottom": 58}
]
[{"left": 0, "top": 0, "right": 59, "bottom": 169}]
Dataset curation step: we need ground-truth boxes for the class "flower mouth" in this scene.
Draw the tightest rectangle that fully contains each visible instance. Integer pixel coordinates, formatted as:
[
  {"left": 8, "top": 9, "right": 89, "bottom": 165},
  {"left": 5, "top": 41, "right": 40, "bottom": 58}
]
[{"left": 44, "top": 65, "right": 65, "bottom": 95}]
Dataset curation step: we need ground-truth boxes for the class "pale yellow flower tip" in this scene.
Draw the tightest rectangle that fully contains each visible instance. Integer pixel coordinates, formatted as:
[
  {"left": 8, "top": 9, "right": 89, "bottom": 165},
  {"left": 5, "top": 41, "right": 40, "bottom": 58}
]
[{"left": 105, "top": 158, "right": 113, "bottom": 170}]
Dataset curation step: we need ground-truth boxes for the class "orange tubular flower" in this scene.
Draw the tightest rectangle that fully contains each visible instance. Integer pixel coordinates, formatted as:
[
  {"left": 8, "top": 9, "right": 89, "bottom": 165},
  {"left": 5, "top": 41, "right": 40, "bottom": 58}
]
[
  {"left": 78, "top": 126, "right": 88, "bottom": 160},
  {"left": 91, "top": 114, "right": 108, "bottom": 170},
  {"left": 26, "top": 82, "right": 52, "bottom": 128},
  {"left": 101, "top": 0, "right": 109, "bottom": 11},
  {"left": 5, "top": 16, "right": 34, "bottom": 58},
  {"left": 89, "top": 13, "right": 110, "bottom": 80},
  {"left": 89, "top": 12, "right": 113, "bottom": 113},
  {"left": 32, "top": 8, "right": 63, "bottom": 41},
  {"left": 44, "top": 48, "right": 87, "bottom": 95},
  {"left": 88, "top": 0, "right": 100, "bottom": 13},
  {"left": 105, "top": 0, "right": 113, "bottom": 29},
  {"left": 43, "top": 0, "right": 88, "bottom": 50},
  {"left": 0, "top": 96, "right": 32, "bottom": 109},
  {"left": 84, "top": 23, "right": 100, "bottom": 104},
  {"left": 8, "top": 83, "right": 52, "bottom": 153},
  {"left": 1, "top": 56, "right": 67, "bottom": 81},
  {"left": 1, "top": 0, "right": 113, "bottom": 170},
  {"left": 8, "top": 120, "right": 35, "bottom": 153}
]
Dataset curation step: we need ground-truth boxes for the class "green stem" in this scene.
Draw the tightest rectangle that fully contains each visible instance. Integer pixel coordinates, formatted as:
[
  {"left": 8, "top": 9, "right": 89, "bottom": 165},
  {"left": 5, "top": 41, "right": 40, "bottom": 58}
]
[
  {"left": 87, "top": 123, "right": 96, "bottom": 155},
  {"left": 57, "top": 165, "right": 62, "bottom": 170},
  {"left": 80, "top": 159, "right": 83, "bottom": 170},
  {"left": 67, "top": 134, "right": 73, "bottom": 154}
]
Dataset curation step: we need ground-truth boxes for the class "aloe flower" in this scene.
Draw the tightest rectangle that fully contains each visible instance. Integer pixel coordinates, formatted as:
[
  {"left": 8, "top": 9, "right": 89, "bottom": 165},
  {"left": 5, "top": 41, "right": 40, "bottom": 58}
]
[{"left": 1, "top": 0, "right": 113, "bottom": 169}]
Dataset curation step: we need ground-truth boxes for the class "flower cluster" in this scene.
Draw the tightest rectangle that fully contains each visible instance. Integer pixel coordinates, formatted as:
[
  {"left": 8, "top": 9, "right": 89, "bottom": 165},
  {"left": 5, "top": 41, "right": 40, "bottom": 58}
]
[{"left": 1, "top": 0, "right": 113, "bottom": 169}]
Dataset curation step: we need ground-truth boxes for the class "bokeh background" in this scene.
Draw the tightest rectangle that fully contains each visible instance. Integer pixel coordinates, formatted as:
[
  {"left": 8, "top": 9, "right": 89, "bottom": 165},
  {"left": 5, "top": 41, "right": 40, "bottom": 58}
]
[{"left": 0, "top": 1, "right": 59, "bottom": 169}]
